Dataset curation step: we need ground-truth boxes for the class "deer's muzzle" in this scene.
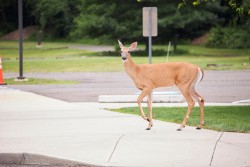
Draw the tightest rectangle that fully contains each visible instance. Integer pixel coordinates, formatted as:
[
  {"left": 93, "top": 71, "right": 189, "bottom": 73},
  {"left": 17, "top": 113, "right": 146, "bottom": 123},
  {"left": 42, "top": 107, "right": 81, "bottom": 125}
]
[{"left": 121, "top": 52, "right": 128, "bottom": 61}]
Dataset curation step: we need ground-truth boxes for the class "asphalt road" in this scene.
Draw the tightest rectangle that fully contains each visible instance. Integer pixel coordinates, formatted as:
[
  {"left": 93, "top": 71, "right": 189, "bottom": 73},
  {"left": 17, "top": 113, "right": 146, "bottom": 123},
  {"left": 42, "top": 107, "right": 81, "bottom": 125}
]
[{"left": 4, "top": 70, "right": 250, "bottom": 103}]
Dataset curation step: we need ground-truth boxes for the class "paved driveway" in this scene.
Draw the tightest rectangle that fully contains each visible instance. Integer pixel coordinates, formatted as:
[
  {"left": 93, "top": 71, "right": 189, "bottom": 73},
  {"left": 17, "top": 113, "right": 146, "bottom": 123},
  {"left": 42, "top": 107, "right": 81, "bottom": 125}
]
[{"left": 5, "top": 70, "right": 250, "bottom": 103}]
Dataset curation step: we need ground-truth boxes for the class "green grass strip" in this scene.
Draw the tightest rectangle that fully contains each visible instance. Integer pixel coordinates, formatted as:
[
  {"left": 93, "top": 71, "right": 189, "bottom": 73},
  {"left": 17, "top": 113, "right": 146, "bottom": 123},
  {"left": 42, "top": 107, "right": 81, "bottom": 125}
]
[{"left": 111, "top": 106, "right": 250, "bottom": 133}]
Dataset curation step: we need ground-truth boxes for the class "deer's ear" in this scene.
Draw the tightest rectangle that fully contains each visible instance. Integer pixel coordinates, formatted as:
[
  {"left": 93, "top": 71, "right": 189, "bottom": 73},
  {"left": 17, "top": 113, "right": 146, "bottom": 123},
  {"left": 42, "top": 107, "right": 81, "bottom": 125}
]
[
  {"left": 129, "top": 42, "right": 137, "bottom": 51},
  {"left": 118, "top": 39, "right": 124, "bottom": 48}
]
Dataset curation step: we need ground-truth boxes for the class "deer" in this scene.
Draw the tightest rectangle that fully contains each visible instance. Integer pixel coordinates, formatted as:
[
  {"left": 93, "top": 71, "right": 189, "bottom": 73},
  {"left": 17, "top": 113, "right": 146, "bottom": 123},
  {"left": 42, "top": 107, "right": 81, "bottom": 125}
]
[{"left": 118, "top": 40, "right": 205, "bottom": 131}]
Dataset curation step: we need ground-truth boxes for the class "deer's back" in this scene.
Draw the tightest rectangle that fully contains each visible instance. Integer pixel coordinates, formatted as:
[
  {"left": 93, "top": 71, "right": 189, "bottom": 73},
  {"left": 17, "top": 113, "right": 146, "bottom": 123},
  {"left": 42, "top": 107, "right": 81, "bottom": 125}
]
[{"left": 134, "top": 62, "right": 199, "bottom": 89}]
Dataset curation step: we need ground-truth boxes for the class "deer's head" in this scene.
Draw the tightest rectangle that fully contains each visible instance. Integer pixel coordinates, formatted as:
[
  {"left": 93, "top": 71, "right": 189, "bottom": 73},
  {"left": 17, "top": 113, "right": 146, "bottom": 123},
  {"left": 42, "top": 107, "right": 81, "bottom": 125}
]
[{"left": 118, "top": 40, "right": 137, "bottom": 62}]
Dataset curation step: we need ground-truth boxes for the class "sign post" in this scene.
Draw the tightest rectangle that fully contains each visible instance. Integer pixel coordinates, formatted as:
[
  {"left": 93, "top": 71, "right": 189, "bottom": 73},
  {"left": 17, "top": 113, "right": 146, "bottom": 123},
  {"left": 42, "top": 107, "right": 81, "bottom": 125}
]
[{"left": 143, "top": 7, "right": 157, "bottom": 64}]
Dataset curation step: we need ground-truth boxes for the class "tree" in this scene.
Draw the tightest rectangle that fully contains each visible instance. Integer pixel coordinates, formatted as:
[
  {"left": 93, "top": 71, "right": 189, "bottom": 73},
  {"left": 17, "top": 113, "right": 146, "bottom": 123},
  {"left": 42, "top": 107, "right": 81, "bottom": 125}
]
[
  {"left": 1, "top": 0, "right": 246, "bottom": 47},
  {"left": 178, "top": 0, "right": 250, "bottom": 48},
  {"left": 70, "top": 0, "right": 143, "bottom": 43},
  {"left": 178, "top": 0, "right": 250, "bottom": 15},
  {"left": 158, "top": 1, "right": 223, "bottom": 52},
  {"left": 71, "top": 0, "right": 223, "bottom": 46},
  {"left": 0, "top": 0, "right": 17, "bottom": 35},
  {"left": 27, "top": 0, "right": 82, "bottom": 38}
]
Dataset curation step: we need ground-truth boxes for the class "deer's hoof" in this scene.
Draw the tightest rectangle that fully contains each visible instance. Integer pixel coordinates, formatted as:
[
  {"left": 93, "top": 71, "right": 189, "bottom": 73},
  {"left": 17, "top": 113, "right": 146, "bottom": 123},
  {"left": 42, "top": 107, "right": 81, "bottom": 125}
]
[
  {"left": 177, "top": 128, "right": 182, "bottom": 131},
  {"left": 145, "top": 127, "right": 151, "bottom": 130},
  {"left": 196, "top": 127, "right": 201, "bottom": 130}
]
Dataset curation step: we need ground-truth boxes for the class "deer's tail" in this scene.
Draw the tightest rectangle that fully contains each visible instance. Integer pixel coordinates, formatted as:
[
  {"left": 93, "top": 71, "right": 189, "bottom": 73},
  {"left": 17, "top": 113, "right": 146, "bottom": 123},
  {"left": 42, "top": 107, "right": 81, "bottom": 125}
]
[{"left": 195, "top": 67, "right": 204, "bottom": 86}]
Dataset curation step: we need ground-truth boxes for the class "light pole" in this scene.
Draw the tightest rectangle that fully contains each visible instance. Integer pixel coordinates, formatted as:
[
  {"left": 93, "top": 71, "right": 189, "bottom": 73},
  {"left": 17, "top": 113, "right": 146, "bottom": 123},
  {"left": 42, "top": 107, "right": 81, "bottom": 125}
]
[{"left": 17, "top": 0, "right": 25, "bottom": 80}]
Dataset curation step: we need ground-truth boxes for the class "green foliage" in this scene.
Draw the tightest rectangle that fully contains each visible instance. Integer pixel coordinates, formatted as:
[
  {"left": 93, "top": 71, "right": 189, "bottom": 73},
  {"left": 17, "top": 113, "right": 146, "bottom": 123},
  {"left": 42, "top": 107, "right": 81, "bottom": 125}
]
[
  {"left": 179, "top": 0, "right": 250, "bottom": 15},
  {"left": 159, "top": 1, "right": 223, "bottom": 41},
  {"left": 0, "top": 0, "right": 249, "bottom": 47},
  {"left": 27, "top": 0, "right": 82, "bottom": 38},
  {"left": 206, "top": 26, "right": 250, "bottom": 48},
  {"left": 70, "top": 0, "right": 142, "bottom": 43},
  {"left": 0, "top": 0, "right": 19, "bottom": 34},
  {"left": 69, "top": 0, "right": 224, "bottom": 44}
]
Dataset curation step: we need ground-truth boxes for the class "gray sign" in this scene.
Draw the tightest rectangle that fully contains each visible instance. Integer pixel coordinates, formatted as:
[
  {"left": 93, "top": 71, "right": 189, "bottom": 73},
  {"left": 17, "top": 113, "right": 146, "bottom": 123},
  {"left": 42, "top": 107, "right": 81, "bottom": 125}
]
[{"left": 143, "top": 7, "right": 157, "bottom": 37}]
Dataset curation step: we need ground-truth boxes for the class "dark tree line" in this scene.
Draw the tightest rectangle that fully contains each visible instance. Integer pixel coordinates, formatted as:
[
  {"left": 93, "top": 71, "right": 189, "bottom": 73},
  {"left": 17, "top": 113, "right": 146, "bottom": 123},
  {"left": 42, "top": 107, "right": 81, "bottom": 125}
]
[{"left": 0, "top": 0, "right": 249, "bottom": 48}]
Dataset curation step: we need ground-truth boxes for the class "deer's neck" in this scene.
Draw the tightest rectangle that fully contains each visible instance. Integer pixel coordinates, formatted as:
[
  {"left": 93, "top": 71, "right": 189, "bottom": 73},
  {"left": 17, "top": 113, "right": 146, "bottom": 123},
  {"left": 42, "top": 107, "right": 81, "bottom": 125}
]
[{"left": 123, "top": 55, "right": 139, "bottom": 79}]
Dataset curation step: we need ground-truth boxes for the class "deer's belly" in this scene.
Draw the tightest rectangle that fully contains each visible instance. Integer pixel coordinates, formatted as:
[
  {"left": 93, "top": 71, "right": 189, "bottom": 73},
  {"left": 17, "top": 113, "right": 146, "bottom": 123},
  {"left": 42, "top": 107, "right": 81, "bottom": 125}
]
[{"left": 133, "top": 79, "right": 175, "bottom": 90}]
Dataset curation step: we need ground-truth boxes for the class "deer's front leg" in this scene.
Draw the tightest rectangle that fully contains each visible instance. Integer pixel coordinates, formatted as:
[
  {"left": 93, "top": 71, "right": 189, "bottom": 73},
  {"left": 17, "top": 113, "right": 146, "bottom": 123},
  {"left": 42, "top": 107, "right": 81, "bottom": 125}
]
[
  {"left": 137, "top": 88, "right": 152, "bottom": 124},
  {"left": 146, "top": 91, "right": 153, "bottom": 130}
]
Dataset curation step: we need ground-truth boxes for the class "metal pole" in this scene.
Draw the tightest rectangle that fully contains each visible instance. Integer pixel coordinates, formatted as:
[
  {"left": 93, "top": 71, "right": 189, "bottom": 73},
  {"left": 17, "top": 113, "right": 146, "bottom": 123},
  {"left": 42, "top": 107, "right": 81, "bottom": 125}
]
[
  {"left": 18, "top": 0, "right": 24, "bottom": 79},
  {"left": 148, "top": 8, "right": 152, "bottom": 64}
]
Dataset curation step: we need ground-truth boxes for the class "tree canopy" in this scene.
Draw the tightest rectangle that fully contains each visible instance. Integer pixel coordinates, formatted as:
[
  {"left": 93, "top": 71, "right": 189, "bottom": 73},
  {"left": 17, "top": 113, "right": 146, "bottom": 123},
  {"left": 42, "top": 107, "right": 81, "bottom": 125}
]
[
  {"left": 179, "top": 0, "right": 250, "bottom": 15},
  {"left": 69, "top": 0, "right": 225, "bottom": 44},
  {"left": 0, "top": 0, "right": 249, "bottom": 48}
]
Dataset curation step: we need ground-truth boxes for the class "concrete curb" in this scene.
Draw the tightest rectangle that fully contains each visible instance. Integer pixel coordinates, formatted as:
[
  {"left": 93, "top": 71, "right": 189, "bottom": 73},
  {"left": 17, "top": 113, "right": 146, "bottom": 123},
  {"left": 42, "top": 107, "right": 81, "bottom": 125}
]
[
  {"left": 98, "top": 95, "right": 184, "bottom": 103},
  {"left": 0, "top": 153, "right": 100, "bottom": 167},
  {"left": 88, "top": 102, "right": 250, "bottom": 110}
]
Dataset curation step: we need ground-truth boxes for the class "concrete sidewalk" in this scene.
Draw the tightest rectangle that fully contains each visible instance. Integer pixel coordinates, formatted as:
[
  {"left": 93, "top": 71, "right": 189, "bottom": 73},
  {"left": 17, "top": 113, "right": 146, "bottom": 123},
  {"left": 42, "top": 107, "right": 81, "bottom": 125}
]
[{"left": 0, "top": 87, "right": 250, "bottom": 167}]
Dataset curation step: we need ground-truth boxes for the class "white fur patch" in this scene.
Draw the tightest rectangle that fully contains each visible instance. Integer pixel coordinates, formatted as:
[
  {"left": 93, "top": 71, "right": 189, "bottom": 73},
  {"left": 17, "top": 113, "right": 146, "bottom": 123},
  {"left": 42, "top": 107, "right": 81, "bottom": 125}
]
[
  {"left": 195, "top": 67, "right": 203, "bottom": 86},
  {"left": 122, "top": 59, "right": 128, "bottom": 63}
]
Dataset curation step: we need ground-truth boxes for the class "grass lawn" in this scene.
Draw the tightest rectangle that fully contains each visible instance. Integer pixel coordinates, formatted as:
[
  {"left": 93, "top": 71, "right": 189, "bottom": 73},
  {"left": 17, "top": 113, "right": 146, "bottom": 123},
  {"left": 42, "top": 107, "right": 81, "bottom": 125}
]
[
  {"left": 111, "top": 106, "right": 250, "bottom": 133},
  {"left": 0, "top": 41, "right": 250, "bottom": 73}
]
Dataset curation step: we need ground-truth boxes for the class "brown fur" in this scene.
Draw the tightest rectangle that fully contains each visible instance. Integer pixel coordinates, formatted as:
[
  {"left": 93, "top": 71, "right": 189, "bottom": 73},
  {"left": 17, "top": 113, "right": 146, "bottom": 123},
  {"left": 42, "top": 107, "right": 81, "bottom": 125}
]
[{"left": 119, "top": 41, "right": 205, "bottom": 130}]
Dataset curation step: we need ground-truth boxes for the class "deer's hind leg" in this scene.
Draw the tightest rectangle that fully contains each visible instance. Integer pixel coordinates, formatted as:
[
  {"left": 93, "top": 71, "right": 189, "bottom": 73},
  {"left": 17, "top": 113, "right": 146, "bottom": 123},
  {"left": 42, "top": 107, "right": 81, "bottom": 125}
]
[{"left": 190, "top": 87, "right": 205, "bottom": 129}]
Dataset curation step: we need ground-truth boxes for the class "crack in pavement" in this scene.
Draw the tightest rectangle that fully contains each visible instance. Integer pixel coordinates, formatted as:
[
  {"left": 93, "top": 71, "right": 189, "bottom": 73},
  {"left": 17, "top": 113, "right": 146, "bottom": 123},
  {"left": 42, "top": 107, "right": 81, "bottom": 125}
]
[
  {"left": 108, "top": 134, "right": 125, "bottom": 162},
  {"left": 209, "top": 132, "right": 224, "bottom": 166}
]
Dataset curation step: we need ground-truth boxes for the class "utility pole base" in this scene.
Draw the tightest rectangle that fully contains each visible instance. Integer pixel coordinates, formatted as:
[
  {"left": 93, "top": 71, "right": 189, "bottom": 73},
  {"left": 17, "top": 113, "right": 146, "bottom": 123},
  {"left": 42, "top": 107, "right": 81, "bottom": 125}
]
[{"left": 15, "top": 77, "right": 28, "bottom": 82}]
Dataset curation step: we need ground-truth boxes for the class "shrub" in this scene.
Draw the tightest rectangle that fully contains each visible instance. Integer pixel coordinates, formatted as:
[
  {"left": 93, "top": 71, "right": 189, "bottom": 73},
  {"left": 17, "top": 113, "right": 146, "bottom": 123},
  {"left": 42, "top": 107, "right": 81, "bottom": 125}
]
[{"left": 206, "top": 27, "right": 250, "bottom": 49}]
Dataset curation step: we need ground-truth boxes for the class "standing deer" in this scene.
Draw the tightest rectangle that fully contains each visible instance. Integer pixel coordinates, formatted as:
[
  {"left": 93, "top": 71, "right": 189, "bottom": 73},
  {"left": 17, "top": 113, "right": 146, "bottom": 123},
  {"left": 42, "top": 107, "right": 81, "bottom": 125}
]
[{"left": 118, "top": 40, "right": 205, "bottom": 131}]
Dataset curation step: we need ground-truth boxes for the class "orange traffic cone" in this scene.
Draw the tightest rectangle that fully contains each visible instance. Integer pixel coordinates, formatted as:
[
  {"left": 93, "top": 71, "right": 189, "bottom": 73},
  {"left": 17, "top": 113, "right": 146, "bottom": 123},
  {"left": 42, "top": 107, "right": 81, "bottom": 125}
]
[{"left": 0, "top": 57, "right": 7, "bottom": 85}]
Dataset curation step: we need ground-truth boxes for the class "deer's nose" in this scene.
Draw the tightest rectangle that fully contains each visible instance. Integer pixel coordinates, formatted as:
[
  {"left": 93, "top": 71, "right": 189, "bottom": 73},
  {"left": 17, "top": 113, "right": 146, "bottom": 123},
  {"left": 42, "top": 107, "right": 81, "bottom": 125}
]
[{"left": 121, "top": 52, "right": 127, "bottom": 61}]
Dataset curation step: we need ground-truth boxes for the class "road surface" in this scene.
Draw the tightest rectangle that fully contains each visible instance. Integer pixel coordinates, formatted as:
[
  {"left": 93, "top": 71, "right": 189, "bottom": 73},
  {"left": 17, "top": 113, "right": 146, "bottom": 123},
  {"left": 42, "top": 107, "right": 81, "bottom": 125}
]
[{"left": 4, "top": 70, "right": 250, "bottom": 103}]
